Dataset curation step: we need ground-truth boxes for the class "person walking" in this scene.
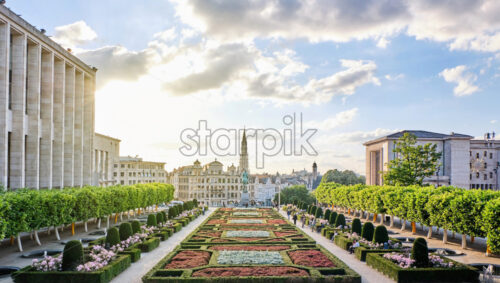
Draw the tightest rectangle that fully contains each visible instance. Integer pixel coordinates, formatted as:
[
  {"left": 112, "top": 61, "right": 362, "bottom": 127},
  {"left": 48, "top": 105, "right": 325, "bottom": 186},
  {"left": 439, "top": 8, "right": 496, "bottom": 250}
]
[
  {"left": 301, "top": 214, "right": 306, "bottom": 228},
  {"left": 287, "top": 208, "right": 291, "bottom": 220},
  {"left": 202, "top": 205, "right": 205, "bottom": 215},
  {"left": 311, "top": 217, "right": 316, "bottom": 232},
  {"left": 293, "top": 213, "right": 298, "bottom": 225}
]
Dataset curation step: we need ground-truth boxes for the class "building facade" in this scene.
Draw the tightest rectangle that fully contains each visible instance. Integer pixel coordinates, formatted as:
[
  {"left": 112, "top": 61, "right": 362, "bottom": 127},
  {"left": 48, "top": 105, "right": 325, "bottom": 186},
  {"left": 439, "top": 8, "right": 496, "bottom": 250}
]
[
  {"left": 0, "top": 5, "right": 96, "bottom": 190},
  {"left": 114, "top": 156, "right": 167, "bottom": 185},
  {"left": 170, "top": 130, "right": 260, "bottom": 206},
  {"left": 364, "top": 130, "right": 500, "bottom": 190},
  {"left": 93, "top": 133, "right": 120, "bottom": 187}
]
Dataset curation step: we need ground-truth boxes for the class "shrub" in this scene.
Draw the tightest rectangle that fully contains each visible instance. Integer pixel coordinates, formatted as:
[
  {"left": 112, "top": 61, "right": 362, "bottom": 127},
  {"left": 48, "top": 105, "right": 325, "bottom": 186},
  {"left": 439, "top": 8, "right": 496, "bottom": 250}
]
[
  {"left": 412, "top": 237, "right": 429, "bottom": 268},
  {"left": 352, "top": 218, "right": 362, "bottom": 234},
  {"left": 147, "top": 214, "right": 157, "bottom": 227},
  {"left": 106, "top": 227, "right": 120, "bottom": 246},
  {"left": 315, "top": 207, "right": 323, "bottom": 219},
  {"left": 373, "top": 225, "right": 389, "bottom": 244},
  {"left": 193, "top": 199, "right": 198, "bottom": 207},
  {"left": 61, "top": 240, "right": 83, "bottom": 271},
  {"left": 169, "top": 206, "right": 177, "bottom": 219},
  {"left": 161, "top": 211, "right": 167, "bottom": 222},
  {"left": 131, "top": 220, "right": 141, "bottom": 234},
  {"left": 361, "top": 222, "right": 374, "bottom": 241},
  {"left": 324, "top": 209, "right": 331, "bottom": 221},
  {"left": 310, "top": 206, "right": 317, "bottom": 216},
  {"left": 334, "top": 214, "right": 346, "bottom": 227},
  {"left": 329, "top": 211, "right": 338, "bottom": 226},
  {"left": 156, "top": 212, "right": 164, "bottom": 224},
  {"left": 119, "top": 222, "right": 133, "bottom": 241}
]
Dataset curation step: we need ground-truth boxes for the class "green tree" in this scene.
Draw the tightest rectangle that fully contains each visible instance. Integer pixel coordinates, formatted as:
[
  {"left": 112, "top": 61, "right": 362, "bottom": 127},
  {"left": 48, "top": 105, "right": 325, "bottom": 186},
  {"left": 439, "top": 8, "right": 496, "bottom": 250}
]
[
  {"left": 321, "top": 169, "right": 365, "bottom": 185},
  {"left": 273, "top": 185, "right": 316, "bottom": 206},
  {"left": 383, "top": 133, "right": 442, "bottom": 186}
]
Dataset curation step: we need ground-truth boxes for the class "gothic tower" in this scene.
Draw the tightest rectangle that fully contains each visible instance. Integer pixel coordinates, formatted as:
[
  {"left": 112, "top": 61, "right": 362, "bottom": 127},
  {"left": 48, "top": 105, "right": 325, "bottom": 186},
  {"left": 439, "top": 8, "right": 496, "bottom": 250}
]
[
  {"left": 239, "top": 129, "right": 249, "bottom": 173},
  {"left": 312, "top": 161, "right": 318, "bottom": 180}
]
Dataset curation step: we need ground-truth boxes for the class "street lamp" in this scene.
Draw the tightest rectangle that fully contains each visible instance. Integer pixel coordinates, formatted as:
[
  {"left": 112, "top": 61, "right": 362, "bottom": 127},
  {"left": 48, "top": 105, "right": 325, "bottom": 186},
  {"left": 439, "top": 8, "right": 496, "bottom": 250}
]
[{"left": 436, "top": 167, "right": 440, "bottom": 187}]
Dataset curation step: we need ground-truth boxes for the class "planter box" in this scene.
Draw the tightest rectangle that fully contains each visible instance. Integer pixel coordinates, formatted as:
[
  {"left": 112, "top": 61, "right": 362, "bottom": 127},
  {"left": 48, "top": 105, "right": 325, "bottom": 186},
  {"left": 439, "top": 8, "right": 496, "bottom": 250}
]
[
  {"left": 119, "top": 247, "right": 141, "bottom": 263},
  {"left": 354, "top": 247, "right": 399, "bottom": 262},
  {"left": 12, "top": 254, "right": 131, "bottom": 283},
  {"left": 153, "top": 230, "right": 170, "bottom": 241},
  {"left": 173, "top": 223, "right": 182, "bottom": 232},
  {"left": 138, "top": 237, "right": 161, "bottom": 252},
  {"left": 366, "top": 253, "right": 479, "bottom": 283},
  {"left": 334, "top": 235, "right": 353, "bottom": 251}
]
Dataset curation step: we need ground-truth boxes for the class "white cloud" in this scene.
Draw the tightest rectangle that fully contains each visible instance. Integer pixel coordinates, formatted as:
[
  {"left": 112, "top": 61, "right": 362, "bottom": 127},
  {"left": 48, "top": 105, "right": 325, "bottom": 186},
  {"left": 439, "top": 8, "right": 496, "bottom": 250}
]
[
  {"left": 53, "top": 21, "right": 97, "bottom": 48},
  {"left": 327, "top": 128, "right": 398, "bottom": 144},
  {"left": 306, "top": 108, "right": 358, "bottom": 131},
  {"left": 384, "top": 73, "right": 405, "bottom": 80},
  {"left": 491, "top": 120, "right": 497, "bottom": 124},
  {"left": 439, "top": 65, "right": 480, "bottom": 96},
  {"left": 172, "top": 0, "right": 500, "bottom": 52}
]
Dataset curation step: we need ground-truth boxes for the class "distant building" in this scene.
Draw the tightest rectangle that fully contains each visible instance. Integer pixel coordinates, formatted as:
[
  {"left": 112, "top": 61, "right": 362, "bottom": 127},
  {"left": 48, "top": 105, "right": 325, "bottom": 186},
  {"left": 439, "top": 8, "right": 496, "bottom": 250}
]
[
  {"left": 278, "top": 165, "right": 321, "bottom": 191},
  {"left": 364, "top": 130, "right": 500, "bottom": 190},
  {"left": 114, "top": 156, "right": 167, "bottom": 185},
  {"left": 254, "top": 177, "right": 278, "bottom": 205},
  {"left": 93, "top": 133, "right": 120, "bottom": 186}
]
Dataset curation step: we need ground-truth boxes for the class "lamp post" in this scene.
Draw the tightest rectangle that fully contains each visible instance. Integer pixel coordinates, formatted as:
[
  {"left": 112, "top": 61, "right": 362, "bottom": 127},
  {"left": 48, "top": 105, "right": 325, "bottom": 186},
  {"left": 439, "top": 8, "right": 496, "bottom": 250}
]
[{"left": 436, "top": 167, "right": 440, "bottom": 187}]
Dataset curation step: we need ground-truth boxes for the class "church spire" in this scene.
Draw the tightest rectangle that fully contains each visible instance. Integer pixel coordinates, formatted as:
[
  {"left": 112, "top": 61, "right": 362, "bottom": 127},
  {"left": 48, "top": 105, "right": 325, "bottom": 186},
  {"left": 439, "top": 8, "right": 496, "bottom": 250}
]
[{"left": 239, "top": 128, "right": 249, "bottom": 173}]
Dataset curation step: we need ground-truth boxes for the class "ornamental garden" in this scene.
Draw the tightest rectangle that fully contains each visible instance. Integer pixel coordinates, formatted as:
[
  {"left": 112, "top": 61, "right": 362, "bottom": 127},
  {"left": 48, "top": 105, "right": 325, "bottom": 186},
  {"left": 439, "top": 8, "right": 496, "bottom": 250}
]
[{"left": 142, "top": 207, "right": 361, "bottom": 282}]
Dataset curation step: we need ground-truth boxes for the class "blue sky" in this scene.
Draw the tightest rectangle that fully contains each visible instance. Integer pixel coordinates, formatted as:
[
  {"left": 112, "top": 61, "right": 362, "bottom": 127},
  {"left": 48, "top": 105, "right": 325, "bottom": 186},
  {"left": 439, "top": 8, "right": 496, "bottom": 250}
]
[{"left": 8, "top": 0, "right": 500, "bottom": 174}]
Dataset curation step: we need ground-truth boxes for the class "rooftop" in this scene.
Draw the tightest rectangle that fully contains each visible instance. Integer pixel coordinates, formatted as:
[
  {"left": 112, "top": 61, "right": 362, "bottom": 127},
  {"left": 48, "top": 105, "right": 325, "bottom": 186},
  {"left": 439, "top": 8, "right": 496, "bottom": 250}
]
[{"left": 364, "top": 130, "right": 473, "bottom": 145}]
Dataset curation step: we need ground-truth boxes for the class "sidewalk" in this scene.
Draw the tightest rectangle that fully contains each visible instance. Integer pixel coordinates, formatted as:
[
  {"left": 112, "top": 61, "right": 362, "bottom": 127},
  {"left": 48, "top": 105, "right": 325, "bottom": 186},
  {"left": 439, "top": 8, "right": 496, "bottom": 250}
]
[
  {"left": 279, "top": 210, "right": 395, "bottom": 283},
  {"left": 111, "top": 208, "right": 214, "bottom": 283}
]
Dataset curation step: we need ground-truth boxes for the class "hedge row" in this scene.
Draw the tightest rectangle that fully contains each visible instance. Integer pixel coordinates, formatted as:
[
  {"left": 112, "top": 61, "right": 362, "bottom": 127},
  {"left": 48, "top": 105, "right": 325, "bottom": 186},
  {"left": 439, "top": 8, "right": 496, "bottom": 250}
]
[
  {"left": 314, "top": 183, "right": 500, "bottom": 252},
  {"left": 0, "top": 183, "right": 174, "bottom": 240}
]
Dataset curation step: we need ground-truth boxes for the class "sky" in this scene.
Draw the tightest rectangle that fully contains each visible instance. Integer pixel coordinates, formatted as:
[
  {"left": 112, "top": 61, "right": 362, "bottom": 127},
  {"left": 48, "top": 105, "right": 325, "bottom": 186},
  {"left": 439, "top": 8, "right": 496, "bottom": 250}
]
[{"left": 8, "top": 0, "right": 500, "bottom": 175}]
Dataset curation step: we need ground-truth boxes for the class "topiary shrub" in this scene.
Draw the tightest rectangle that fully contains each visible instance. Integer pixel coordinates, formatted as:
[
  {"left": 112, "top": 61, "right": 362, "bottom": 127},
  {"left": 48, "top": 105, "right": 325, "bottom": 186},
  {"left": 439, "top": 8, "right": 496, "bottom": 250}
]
[
  {"left": 106, "top": 227, "right": 120, "bottom": 246},
  {"left": 61, "top": 240, "right": 83, "bottom": 271},
  {"left": 169, "top": 206, "right": 177, "bottom": 219},
  {"left": 147, "top": 214, "right": 157, "bottom": 227},
  {"left": 131, "top": 220, "right": 141, "bottom": 234},
  {"left": 352, "top": 218, "right": 362, "bottom": 234},
  {"left": 334, "top": 214, "right": 346, "bottom": 227},
  {"left": 373, "top": 225, "right": 389, "bottom": 244},
  {"left": 156, "top": 212, "right": 164, "bottom": 224},
  {"left": 361, "top": 222, "right": 374, "bottom": 241},
  {"left": 161, "top": 211, "right": 167, "bottom": 222},
  {"left": 119, "top": 222, "right": 133, "bottom": 241},
  {"left": 315, "top": 207, "right": 323, "bottom": 219},
  {"left": 412, "top": 237, "right": 429, "bottom": 268},
  {"left": 310, "top": 206, "right": 317, "bottom": 216},
  {"left": 324, "top": 209, "right": 331, "bottom": 221},
  {"left": 329, "top": 211, "right": 338, "bottom": 226}
]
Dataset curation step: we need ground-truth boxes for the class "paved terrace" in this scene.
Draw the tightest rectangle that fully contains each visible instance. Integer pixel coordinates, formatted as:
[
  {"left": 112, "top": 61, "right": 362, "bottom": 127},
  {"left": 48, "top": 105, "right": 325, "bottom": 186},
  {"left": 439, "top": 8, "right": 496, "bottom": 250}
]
[{"left": 0, "top": 208, "right": 215, "bottom": 283}]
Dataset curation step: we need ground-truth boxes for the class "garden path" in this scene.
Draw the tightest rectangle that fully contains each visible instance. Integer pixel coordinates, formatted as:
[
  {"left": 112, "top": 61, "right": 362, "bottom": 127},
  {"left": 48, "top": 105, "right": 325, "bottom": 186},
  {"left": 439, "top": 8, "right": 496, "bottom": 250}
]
[
  {"left": 279, "top": 209, "right": 395, "bottom": 283},
  {"left": 110, "top": 208, "right": 215, "bottom": 283}
]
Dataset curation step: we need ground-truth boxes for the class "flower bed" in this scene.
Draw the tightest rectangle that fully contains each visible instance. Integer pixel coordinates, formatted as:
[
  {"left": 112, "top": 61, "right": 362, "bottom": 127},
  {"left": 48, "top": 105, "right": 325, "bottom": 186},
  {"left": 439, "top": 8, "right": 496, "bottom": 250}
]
[
  {"left": 210, "top": 245, "right": 290, "bottom": 251},
  {"left": 165, "top": 251, "right": 211, "bottom": 269},
  {"left": 228, "top": 219, "right": 265, "bottom": 224},
  {"left": 192, "top": 266, "right": 309, "bottom": 277},
  {"left": 288, "top": 250, "right": 335, "bottom": 267},
  {"left": 226, "top": 230, "right": 270, "bottom": 238},
  {"left": 217, "top": 250, "right": 284, "bottom": 265},
  {"left": 143, "top": 208, "right": 361, "bottom": 283},
  {"left": 366, "top": 253, "right": 479, "bottom": 283},
  {"left": 232, "top": 212, "right": 260, "bottom": 216}
]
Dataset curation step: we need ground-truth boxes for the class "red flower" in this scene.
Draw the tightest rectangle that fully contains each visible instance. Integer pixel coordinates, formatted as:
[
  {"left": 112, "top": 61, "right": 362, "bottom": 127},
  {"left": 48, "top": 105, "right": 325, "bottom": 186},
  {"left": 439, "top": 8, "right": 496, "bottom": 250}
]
[
  {"left": 288, "top": 250, "right": 336, "bottom": 267},
  {"left": 192, "top": 267, "right": 309, "bottom": 277},
  {"left": 165, "top": 251, "right": 211, "bottom": 269}
]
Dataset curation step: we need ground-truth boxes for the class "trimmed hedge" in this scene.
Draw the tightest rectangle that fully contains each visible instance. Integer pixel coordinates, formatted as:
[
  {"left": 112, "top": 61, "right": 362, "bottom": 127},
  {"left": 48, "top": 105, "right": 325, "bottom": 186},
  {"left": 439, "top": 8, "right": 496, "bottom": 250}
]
[
  {"left": 314, "top": 183, "right": 500, "bottom": 253},
  {"left": 366, "top": 253, "right": 479, "bottom": 283},
  {"left": 354, "top": 246, "right": 398, "bottom": 262},
  {"left": 138, "top": 237, "right": 160, "bottom": 252},
  {"left": 0, "top": 183, "right": 174, "bottom": 242},
  {"left": 61, "top": 240, "right": 83, "bottom": 271},
  {"left": 334, "top": 234, "right": 353, "bottom": 250},
  {"left": 361, "top": 222, "right": 374, "bottom": 241},
  {"left": 12, "top": 254, "right": 131, "bottom": 283}
]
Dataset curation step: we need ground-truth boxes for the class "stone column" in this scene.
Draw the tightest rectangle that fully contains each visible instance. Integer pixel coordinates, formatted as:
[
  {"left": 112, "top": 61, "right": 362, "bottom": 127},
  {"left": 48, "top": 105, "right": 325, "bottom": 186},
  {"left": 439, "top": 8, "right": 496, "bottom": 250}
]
[
  {"left": 73, "top": 71, "right": 83, "bottom": 187},
  {"left": 82, "top": 75, "right": 93, "bottom": 185},
  {"left": 39, "top": 50, "right": 53, "bottom": 189},
  {"left": 52, "top": 58, "right": 64, "bottom": 188},
  {"left": 25, "top": 41, "right": 41, "bottom": 189},
  {"left": 0, "top": 22, "right": 9, "bottom": 189},
  {"left": 63, "top": 65, "right": 74, "bottom": 187},
  {"left": 9, "top": 32, "right": 26, "bottom": 189}
]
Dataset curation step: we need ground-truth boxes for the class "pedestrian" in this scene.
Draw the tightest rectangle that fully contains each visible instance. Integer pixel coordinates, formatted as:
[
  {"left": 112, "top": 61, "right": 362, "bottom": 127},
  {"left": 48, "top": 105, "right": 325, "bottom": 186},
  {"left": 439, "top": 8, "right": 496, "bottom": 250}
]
[
  {"left": 301, "top": 214, "right": 305, "bottom": 228},
  {"left": 287, "top": 209, "right": 291, "bottom": 220},
  {"left": 311, "top": 217, "right": 316, "bottom": 232},
  {"left": 349, "top": 240, "right": 360, "bottom": 254},
  {"left": 293, "top": 213, "right": 297, "bottom": 225},
  {"left": 202, "top": 205, "right": 205, "bottom": 215}
]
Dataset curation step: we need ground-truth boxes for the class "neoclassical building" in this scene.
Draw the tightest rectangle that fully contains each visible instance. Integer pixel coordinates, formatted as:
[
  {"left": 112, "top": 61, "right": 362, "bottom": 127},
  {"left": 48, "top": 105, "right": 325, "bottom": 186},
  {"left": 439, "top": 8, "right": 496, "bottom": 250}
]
[
  {"left": 0, "top": 5, "right": 96, "bottom": 190},
  {"left": 364, "top": 130, "right": 500, "bottom": 190}
]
